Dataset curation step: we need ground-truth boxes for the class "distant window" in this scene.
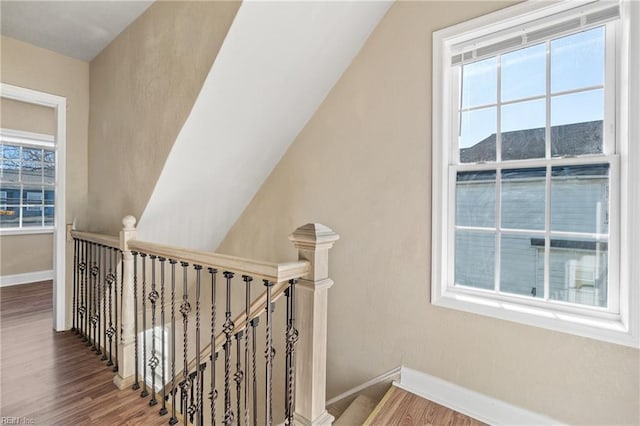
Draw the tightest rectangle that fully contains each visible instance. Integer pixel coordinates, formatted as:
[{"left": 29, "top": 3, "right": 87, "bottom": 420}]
[
  {"left": 432, "top": 1, "right": 639, "bottom": 346},
  {"left": 0, "top": 131, "right": 55, "bottom": 230}
]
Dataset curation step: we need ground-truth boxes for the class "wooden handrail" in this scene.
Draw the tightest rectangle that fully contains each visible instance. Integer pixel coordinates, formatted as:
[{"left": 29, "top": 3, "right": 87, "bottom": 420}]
[
  {"left": 162, "top": 279, "right": 290, "bottom": 394},
  {"left": 128, "top": 240, "right": 309, "bottom": 283},
  {"left": 71, "top": 230, "right": 120, "bottom": 249}
]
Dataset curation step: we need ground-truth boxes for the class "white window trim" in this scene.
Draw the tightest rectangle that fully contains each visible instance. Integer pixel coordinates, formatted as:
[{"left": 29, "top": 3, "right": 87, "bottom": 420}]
[{"left": 431, "top": 0, "right": 639, "bottom": 347}]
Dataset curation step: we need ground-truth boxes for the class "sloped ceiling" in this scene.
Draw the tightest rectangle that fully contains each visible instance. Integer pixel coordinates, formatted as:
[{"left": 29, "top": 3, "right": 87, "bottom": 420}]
[{"left": 137, "top": 0, "right": 392, "bottom": 250}]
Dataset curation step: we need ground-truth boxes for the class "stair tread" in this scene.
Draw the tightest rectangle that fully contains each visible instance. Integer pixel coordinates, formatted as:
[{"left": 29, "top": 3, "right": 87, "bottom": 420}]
[
  {"left": 334, "top": 394, "right": 379, "bottom": 426},
  {"left": 363, "top": 386, "right": 486, "bottom": 426}
]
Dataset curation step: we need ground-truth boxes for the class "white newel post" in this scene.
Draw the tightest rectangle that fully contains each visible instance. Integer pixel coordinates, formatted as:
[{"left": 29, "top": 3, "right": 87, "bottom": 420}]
[
  {"left": 114, "top": 215, "right": 137, "bottom": 389},
  {"left": 289, "top": 223, "right": 340, "bottom": 426}
]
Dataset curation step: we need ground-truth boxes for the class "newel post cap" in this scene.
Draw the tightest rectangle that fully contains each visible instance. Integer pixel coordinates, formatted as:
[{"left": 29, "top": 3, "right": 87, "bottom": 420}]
[
  {"left": 122, "top": 215, "right": 137, "bottom": 231},
  {"left": 289, "top": 223, "right": 339, "bottom": 251}
]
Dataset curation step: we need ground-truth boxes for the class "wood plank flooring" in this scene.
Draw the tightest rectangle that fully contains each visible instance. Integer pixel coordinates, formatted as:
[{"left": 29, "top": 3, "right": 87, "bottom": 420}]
[
  {"left": 364, "top": 386, "right": 486, "bottom": 426},
  {"left": 0, "top": 281, "right": 171, "bottom": 425}
]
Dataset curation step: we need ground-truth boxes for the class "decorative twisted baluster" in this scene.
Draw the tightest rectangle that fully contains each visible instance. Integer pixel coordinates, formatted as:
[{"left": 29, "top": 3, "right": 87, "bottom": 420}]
[
  {"left": 223, "top": 271, "right": 235, "bottom": 425},
  {"left": 90, "top": 244, "right": 99, "bottom": 351},
  {"left": 284, "top": 279, "right": 299, "bottom": 425},
  {"left": 81, "top": 240, "right": 88, "bottom": 341},
  {"left": 234, "top": 331, "right": 244, "bottom": 426},
  {"left": 209, "top": 268, "right": 218, "bottom": 425},
  {"left": 159, "top": 257, "right": 168, "bottom": 416},
  {"left": 132, "top": 251, "right": 140, "bottom": 391},
  {"left": 87, "top": 242, "right": 93, "bottom": 346},
  {"left": 180, "top": 261, "right": 191, "bottom": 418},
  {"left": 148, "top": 255, "right": 159, "bottom": 407},
  {"left": 106, "top": 248, "right": 116, "bottom": 366},
  {"left": 194, "top": 265, "right": 203, "bottom": 426},
  {"left": 72, "top": 238, "right": 78, "bottom": 332},
  {"left": 169, "top": 259, "right": 179, "bottom": 425},
  {"left": 140, "top": 253, "right": 149, "bottom": 398},
  {"left": 250, "top": 317, "right": 259, "bottom": 426},
  {"left": 242, "top": 275, "right": 252, "bottom": 426},
  {"left": 98, "top": 245, "right": 105, "bottom": 358},
  {"left": 263, "top": 280, "right": 275, "bottom": 426}
]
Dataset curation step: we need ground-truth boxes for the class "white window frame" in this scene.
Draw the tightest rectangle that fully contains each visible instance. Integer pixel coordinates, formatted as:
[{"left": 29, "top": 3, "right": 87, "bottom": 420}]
[
  {"left": 432, "top": 0, "right": 640, "bottom": 347},
  {"left": 0, "top": 128, "right": 56, "bottom": 234}
]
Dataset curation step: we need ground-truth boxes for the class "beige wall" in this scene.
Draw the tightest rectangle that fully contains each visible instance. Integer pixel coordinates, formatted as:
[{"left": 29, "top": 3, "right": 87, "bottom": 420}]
[
  {"left": 1, "top": 37, "right": 89, "bottom": 285},
  {"left": 218, "top": 2, "right": 640, "bottom": 424},
  {"left": 88, "top": 0, "right": 240, "bottom": 235}
]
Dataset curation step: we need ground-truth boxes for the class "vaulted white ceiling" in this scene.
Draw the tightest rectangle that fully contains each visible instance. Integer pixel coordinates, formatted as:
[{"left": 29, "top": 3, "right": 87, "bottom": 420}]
[
  {"left": 1, "top": 1, "right": 154, "bottom": 61},
  {"left": 137, "top": 0, "right": 392, "bottom": 250}
]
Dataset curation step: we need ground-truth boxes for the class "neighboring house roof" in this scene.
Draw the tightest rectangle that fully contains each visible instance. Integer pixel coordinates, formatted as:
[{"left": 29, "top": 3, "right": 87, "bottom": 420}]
[{"left": 460, "top": 120, "right": 603, "bottom": 163}]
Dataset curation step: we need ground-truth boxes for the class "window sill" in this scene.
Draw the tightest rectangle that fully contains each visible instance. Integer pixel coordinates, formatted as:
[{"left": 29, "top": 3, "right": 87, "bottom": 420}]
[
  {"left": 432, "top": 287, "right": 638, "bottom": 348},
  {"left": 0, "top": 227, "right": 55, "bottom": 236}
]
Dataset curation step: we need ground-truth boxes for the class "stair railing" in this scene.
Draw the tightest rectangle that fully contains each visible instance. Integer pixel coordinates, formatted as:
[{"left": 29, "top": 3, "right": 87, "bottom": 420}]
[{"left": 69, "top": 216, "right": 338, "bottom": 425}]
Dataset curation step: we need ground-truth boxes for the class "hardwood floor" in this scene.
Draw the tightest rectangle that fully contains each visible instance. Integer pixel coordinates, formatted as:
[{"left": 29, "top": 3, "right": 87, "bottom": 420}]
[
  {"left": 364, "top": 386, "right": 486, "bottom": 426},
  {"left": 0, "top": 281, "right": 171, "bottom": 425}
]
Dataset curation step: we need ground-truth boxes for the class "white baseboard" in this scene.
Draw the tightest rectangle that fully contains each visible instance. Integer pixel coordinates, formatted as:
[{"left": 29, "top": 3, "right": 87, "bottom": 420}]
[
  {"left": 326, "top": 366, "right": 402, "bottom": 407},
  {"left": 0, "top": 270, "right": 54, "bottom": 287},
  {"left": 396, "top": 366, "right": 565, "bottom": 426}
]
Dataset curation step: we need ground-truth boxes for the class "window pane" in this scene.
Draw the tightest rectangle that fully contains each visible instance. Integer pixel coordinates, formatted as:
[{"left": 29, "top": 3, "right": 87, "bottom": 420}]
[
  {"left": 1, "top": 160, "right": 20, "bottom": 182},
  {"left": 501, "top": 168, "right": 546, "bottom": 230},
  {"left": 45, "top": 206, "right": 54, "bottom": 226},
  {"left": 22, "top": 147, "right": 42, "bottom": 162},
  {"left": 551, "top": 91, "right": 603, "bottom": 157},
  {"left": 0, "top": 186, "right": 20, "bottom": 204},
  {"left": 22, "top": 161, "right": 43, "bottom": 183},
  {"left": 44, "top": 149, "right": 55, "bottom": 184},
  {"left": 22, "top": 206, "right": 42, "bottom": 227},
  {"left": 551, "top": 164, "right": 609, "bottom": 234},
  {"left": 0, "top": 206, "right": 19, "bottom": 228},
  {"left": 460, "top": 107, "right": 497, "bottom": 163},
  {"left": 462, "top": 57, "right": 497, "bottom": 108},
  {"left": 24, "top": 188, "right": 43, "bottom": 205},
  {"left": 2, "top": 145, "right": 20, "bottom": 160},
  {"left": 500, "top": 234, "right": 544, "bottom": 298},
  {"left": 549, "top": 238, "right": 607, "bottom": 308},
  {"left": 501, "top": 43, "right": 546, "bottom": 101},
  {"left": 551, "top": 27, "right": 604, "bottom": 93},
  {"left": 456, "top": 170, "right": 496, "bottom": 228},
  {"left": 44, "top": 189, "right": 55, "bottom": 203},
  {"left": 501, "top": 99, "right": 546, "bottom": 160},
  {"left": 455, "top": 230, "right": 495, "bottom": 289}
]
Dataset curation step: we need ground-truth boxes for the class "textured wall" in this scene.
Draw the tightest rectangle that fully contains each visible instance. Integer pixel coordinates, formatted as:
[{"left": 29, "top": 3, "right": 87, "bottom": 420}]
[
  {"left": 88, "top": 0, "right": 240, "bottom": 235},
  {"left": 217, "top": 2, "right": 640, "bottom": 424}
]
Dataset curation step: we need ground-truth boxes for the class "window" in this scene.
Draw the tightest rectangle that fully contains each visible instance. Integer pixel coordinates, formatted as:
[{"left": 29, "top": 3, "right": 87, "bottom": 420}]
[
  {"left": 0, "top": 130, "right": 56, "bottom": 231},
  {"left": 432, "top": 0, "right": 639, "bottom": 347}
]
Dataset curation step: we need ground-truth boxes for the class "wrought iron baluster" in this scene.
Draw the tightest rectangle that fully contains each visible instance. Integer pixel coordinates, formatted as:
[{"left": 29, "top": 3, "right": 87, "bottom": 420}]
[
  {"left": 140, "top": 253, "right": 149, "bottom": 398},
  {"left": 148, "top": 255, "right": 159, "bottom": 407},
  {"left": 169, "top": 259, "right": 179, "bottom": 425},
  {"left": 180, "top": 261, "right": 191, "bottom": 419},
  {"left": 242, "top": 275, "right": 252, "bottom": 426},
  {"left": 189, "top": 369, "right": 197, "bottom": 424},
  {"left": 96, "top": 245, "right": 103, "bottom": 356},
  {"left": 132, "top": 251, "right": 140, "bottom": 391},
  {"left": 250, "top": 317, "right": 259, "bottom": 426},
  {"left": 223, "top": 271, "right": 235, "bottom": 426},
  {"left": 234, "top": 331, "right": 243, "bottom": 426},
  {"left": 106, "top": 248, "right": 116, "bottom": 366},
  {"left": 264, "top": 280, "right": 275, "bottom": 426},
  {"left": 159, "top": 257, "right": 168, "bottom": 416},
  {"left": 81, "top": 240, "right": 88, "bottom": 341},
  {"left": 199, "top": 363, "right": 207, "bottom": 426},
  {"left": 284, "top": 279, "right": 299, "bottom": 425},
  {"left": 209, "top": 268, "right": 218, "bottom": 426},
  {"left": 194, "top": 265, "right": 203, "bottom": 426},
  {"left": 114, "top": 249, "right": 121, "bottom": 373},
  {"left": 87, "top": 242, "right": 93, "bottom": 346},
  {"left": 72, "top": 238, "right": 78, "bottom": 332},
  {"left": 90, "top": 243, "right": 99, "bottom": 351},
  {"left": 100, "top": 245, "right": 107, "bottom": 360}
]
